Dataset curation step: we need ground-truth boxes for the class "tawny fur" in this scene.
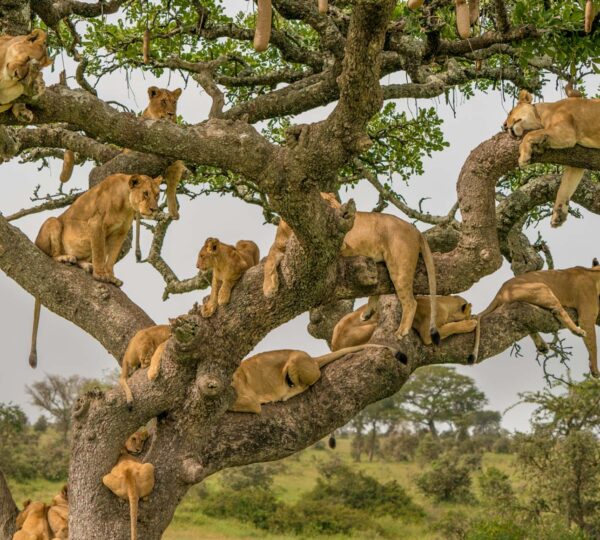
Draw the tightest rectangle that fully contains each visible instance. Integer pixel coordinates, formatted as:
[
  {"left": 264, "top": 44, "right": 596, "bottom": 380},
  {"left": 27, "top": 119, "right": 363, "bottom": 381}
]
[
  {"left": 472, "top": 262, "right": 600, "bottom": 377},
  {"left": 263, "top": 193, "right": 439, "bottom": 341},
  {"left": 47, "top": 486, "right": 68, "bottom": 540},
  {"left": 197, "top": 237, "right": 260, "bottom": 318},
  {"left": 503, "top": 89, "right": 600, "bottom": 227},
  {"left": 120, "top": 325, "right": 171, "bottom": 407},
  {"left": 331, "top": 295, "right": 476, "bottom": 351},
  {"left": 0, "top": 29, "right": 53, "bottom": 122},
  {"left": 102, "top": 430, "right": 155, "bottom": 540},
  {"left": 229, "top": 344, "right": 386, "bottom": 414},
  {"left": 28, "top": 173, "right": 162, "bottom": 368},
  {"left": 254, "top": 0, "right": 272, "bottom": 52},
  {"left": 12, "top": 500, "right": 52, "bottom": 540}
]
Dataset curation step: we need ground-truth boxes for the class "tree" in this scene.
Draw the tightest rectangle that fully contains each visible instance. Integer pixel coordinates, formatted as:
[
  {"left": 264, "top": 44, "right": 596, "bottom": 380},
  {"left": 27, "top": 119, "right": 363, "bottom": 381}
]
[
  {"left": 1, "top": 0, "right": 599, "bottom": 537},
  {"left": 395, "top": 366, "right": 490, "bottom": 438},
  {"left": 25, "top": 374, "right": 91, "bottom": 441}
]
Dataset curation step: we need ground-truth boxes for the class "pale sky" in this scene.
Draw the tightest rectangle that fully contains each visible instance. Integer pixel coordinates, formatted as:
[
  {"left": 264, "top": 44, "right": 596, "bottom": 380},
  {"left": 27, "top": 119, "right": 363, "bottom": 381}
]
[{"left": 0, "top": 4, "right": 598, "bottom": 433}]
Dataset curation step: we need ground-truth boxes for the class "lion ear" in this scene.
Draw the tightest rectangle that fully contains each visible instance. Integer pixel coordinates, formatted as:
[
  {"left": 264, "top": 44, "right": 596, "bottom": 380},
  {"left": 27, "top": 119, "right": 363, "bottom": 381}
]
[
  {"left": 153, "top": 175, "right": 163, "bottom": 186},
  {"left": 147, "top": 86, "right": 159, "bottom": 99},
  {"left": 172, "top": 88, "right": 182, "bottom": 99},
  {"left": 593, "top": 258, "right": 599, "bottom": 267},
  {"left": 518, "top": 89, "right": 533, "bottom": 103},
  {"left": 128, "top": 175, "right": 141, "bottom": 189},
  {"left": 22, "top": 500, "right": 31, "bottom": 508},
  {"left": 28, "top": 29, "right": 45, "bottom": 43},
  {"left": 41, "top": 56, "right": 53, "bottom": 67}
]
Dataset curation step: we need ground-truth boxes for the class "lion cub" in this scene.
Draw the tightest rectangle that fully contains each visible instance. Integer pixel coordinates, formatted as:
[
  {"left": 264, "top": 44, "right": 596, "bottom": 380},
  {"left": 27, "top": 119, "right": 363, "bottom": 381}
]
[
  {"left": 331, "top": 295, "right": 476, "bottom": 351},
  {"left": 120, "top": 325, "right": 171, "bottom": 408},
  {"left": 47, "top": 485, "right": 68, "bottom": 540},
  {"left": 229, "top": 344, "right": 385, "bottom": 414},
  {"left": 503, "top": 89, "right": 600, "bottom": 227},
  {"left": 0, "top": 29, "right": 53, "bottom": 122},
  {"left": 263, "top": 193, "right": 439, "bottom": 342},
  {"left": 197, "top": 237, "right": 260, "bottom": 318},
  {"left": 12, "top": 500, "right": 52, "bottom": 540},
  {"left": 28, "top": 173, "right": 162, "bottom": 368},
  {"left": 472, "top": 260, "right": 600, "bottom": 377},
  {"left": 103, "top": 429, "right": 155, "bottom": 540}
]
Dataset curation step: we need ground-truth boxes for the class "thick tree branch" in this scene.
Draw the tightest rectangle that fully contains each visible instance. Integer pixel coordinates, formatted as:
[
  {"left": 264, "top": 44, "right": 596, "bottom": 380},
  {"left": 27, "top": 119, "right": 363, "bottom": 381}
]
[
  {"left": 33, "top": 0, "right": 130, "bottom": 27},
  {"left": 0, "top": 469, "right": 17, "bottom": 540}
]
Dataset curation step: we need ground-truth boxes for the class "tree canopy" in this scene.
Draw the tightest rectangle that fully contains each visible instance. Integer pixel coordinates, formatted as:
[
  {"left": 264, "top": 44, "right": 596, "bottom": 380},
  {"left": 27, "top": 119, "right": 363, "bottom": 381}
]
[{"left": 1, "top": 0, "right": 599, "bottom": 538}]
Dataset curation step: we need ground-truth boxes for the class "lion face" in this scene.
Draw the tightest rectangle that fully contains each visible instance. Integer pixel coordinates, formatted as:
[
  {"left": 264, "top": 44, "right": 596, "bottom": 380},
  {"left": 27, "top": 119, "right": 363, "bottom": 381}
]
[
  {"left": 128, "top": 175, "right": 161, "bottom": 217},
  {"left": 284, "top": 356, "right": 321, "bottom": 388},
  {"left": 197, "top": 237, "right": 220, "bottom": 271},
  {"left": 125, "top": 428, "right": 149, "bottom": 454},
  {"left": 144, "top": 86, "right": 182, "bottom": 121},
  {"left": 2, "top": 29, "right": 52, "bottom": 81},
  {"left": 502, "top": 90, "right": 543, "bottom": 137},
  {"left": 444, "top": 295, "right": 472, "bottom": 323}
]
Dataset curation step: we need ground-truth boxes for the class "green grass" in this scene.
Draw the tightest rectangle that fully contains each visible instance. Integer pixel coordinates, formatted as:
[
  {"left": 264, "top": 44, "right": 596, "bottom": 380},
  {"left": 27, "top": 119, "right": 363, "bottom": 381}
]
[{"left": 8, "top": 437, "right": 518, "bottom": 539}]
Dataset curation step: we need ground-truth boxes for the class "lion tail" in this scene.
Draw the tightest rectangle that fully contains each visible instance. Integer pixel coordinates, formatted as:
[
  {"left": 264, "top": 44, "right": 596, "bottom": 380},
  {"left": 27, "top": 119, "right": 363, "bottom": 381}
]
[
  {"left": 315, "top": 344, "right": 391, "bottom": 368},
  {"left": 120, "top": 360, "right": 134, "bottom": 410},
  {"left": 29, "top": 297, "right": 41, "bottom": 368},
  {"left": 419, "top": 235, "right": 439, "bottom": 345},
  {"left": 125, "top": 469, "right": 139, "bottom": 540}
]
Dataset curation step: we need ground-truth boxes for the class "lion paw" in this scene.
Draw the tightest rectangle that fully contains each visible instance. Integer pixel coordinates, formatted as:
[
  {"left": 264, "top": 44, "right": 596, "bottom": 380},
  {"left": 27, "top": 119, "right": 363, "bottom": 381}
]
[
  {"left": 201, "top": 302, "right": 217, "bottom": 318},
  {"left": 79, "top": 262, "right": 93, "bottom": 273},
  {"left": 518, "top": 154, "right": 531, "bottom": 168},
  {"left": 55, "top": 255, "right": 77, "bottom": 265},
  {"left": 551, "top": 205, "right": 568, "bottom": 228},
  {"left": 263, "top": 281, "right": 278, "bottom": 298},
  {"left": 574, "top": 326, "right": 587, "bottom": 338},
  {"left": 93, "top": 273, "right": 123, "bottom": 287},
  {"left": 394, "top": 327, "right": 410, "bottom": 340},
  {"left": 590, "top": 366, "right": 599, "bottom": 379}
]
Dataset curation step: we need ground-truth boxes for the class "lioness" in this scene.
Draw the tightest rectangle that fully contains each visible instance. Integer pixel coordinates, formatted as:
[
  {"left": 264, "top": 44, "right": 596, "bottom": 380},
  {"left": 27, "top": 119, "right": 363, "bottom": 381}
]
[
  {"left": 28, "top": 173, "right": 162, "bottom": 368},
  {"left": 47, "top": 485, "right": 68, "bottom": 540},
  {"left": 471, "top": 260, "right": 600, "bottom": 377},
  {"left": 0, "top": 29, "right": 53, "bottom": 122},
  {"left": 503, "top": 89, "right": 600, "bottom": 227},
  {"left": 229, "top": 344, "right": 387, "bottom": 414},
  {"left": 102, "top": 429, "right": 155, "bottom": 540},
  {"left": 263, "top": 193, "right": 439, "bottom": 342},
  {"left": 12, "top": 500, "right": 51, "bottom": 540},
  {"left": 120, "top": 325, "right": 171, "bottom": 408},
  {"left": 331, "top": 295, "right": 476, "bottom": 351},
  {"left": 197, "top": 237, "right": 260, "bottom": 318}
]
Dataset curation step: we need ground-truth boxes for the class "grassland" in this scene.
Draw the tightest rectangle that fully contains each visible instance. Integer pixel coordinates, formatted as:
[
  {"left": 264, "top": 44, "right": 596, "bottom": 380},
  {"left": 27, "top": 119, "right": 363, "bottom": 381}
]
[{"left": 8, "top": 438, "right": 518, "bottom": 539}]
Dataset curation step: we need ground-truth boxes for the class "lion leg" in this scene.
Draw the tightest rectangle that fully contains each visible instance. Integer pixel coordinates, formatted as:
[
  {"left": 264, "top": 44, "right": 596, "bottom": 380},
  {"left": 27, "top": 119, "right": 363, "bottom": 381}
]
[
  {"left": 437, "top": 319, "right": 478, "bottom": 340},
  {"left": 551, "top": 166, "right": 584, "bottom": 228},
  {"left": 164, "top": 160, "right": 185, "bottom": 220},
  {"left": 217, "top": 278, "right": 237, "bottom": 306},
  {"left": 385, "top": 252, "right": 419, "bottom": 339},
  {"left": 263, "top": 245, "right": 284, "bottom": 297},
  {"left": 577, "top": 304, "right": 599, "bottom": 377},
  {"left": 11, "top": 102, "right": 34, "bottom": 123},
  {"left": 103, "top": 231, "right": 128, "bottom": 287},
  {"left": 147, "top": 341, "right": 166, "bottom": 381},
  {"left": 529, "top": 332, "right": 549, "bottom": 353},
  {"left": 201, "top": 274, "right": 221, "bottom": 318},
  {"left": 229, "top": 392, "right": 262, "bottom": 414},
  {"left": 360, "top": 295, "right": 380, "bottom": 321},
  {"left": 519, "top": 129, "right": 548, "bottom": 167}
]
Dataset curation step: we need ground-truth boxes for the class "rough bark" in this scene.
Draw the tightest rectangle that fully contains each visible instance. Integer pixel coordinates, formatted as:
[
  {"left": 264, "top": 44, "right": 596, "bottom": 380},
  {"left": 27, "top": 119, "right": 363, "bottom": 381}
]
[
  {"left": 0, "top": 469, "right": 17, "bottom": 540},
  {"left": 0, "top": 0, "right": 29, "bottom": 35}
]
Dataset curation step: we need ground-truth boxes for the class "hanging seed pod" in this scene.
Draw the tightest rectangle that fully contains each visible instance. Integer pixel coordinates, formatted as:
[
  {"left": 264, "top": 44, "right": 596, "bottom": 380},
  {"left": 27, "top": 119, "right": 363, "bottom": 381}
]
[
  {"left": 475, "top": 59, "right": 482, "bottom": 71},
  {"left": 60, "top": 150, "right": 74, "bottom": 183},
  {"left": 318, "top": 0, "right": 328, "bottom": 14},
  {"left": 407, "top": 0, "right": 424, "bottom": 8},
  {"left": 565, "top": 81, "right": 583, "bottom": 98},
  {"left": 469, "top": 0, "right": 480, "bottom": 26},
  {"left": 585, "top": 0, "right": 594, "bottom": 33},
  {"left": 143, "top": 29, "right": 150, "bottom": 64},
  {"left": 253, "top": 0, "right": 272, "bottom": 52},
  {"left": 456, "top": 0, "right": 471, "bottom": 39}
]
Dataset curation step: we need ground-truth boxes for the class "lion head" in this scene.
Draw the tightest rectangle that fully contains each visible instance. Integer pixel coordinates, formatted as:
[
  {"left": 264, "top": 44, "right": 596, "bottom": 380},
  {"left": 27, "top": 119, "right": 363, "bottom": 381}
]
[
  {"left": 284, "top": 355, "right": 321, "bottom": 387},
  {"left": 2, "top": 29, "right": 52, "bottom": 81},
  {"left": 502, "top": 90, "right": 543, "bottom": 137},
  {"left": 128, "top": 174, "right": 161, "bottom": 217},
  {"left": 197, "top": 237, "right": 221, "bottom": 271},
  {"left": 444, "top": 295, "right": 473, "bottom": 323},
  {"left": 124, "top": 428, "right": 149, "bottom": 455},
  {"left": 143, "top": 86, "right": 182, "bottom": 121}
]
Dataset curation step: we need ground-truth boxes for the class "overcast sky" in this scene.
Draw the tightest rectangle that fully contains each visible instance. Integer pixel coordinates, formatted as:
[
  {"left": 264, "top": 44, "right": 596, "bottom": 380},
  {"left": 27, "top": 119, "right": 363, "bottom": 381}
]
[{"left": 0, "top": 5, "right": 598, "bottom": 432}]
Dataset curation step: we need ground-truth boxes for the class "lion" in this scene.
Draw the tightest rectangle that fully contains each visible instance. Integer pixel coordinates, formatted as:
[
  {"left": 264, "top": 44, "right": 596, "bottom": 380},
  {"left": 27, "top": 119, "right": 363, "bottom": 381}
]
[
  {"left": 28, "top": 173, "right": 162, "bottom": 368},
  {"left": 263, "top": 193, "right": 439, "bottom": 342},
  {"left": 331, "top": 295, "right": 476, "bottom": 351},
  {"left": 0, "top": 29, "right": 53, "bottom": 122},
  {"left": 503, "top": 89, "right": 600, "bottom": 227},
  {"left": 102, "top": 428, "right": 155, "bottom": 540},
  {"left": 471, "top": 259, "right": 600, "bottom": 377},
  {"left": 12, "top": 500, "right": 51, "bottom": 540},
  {"left": 229, "top": 344, "right": 389, "bottom": 414},
  {"left": 47, "top": 486, "right": 68, "bottom": 540},
  {"left": 120, "top": 325, "right": 171, "bottom": 408},
  {"left": 197, "top": 237, "right": 260, "bottom": 318}
]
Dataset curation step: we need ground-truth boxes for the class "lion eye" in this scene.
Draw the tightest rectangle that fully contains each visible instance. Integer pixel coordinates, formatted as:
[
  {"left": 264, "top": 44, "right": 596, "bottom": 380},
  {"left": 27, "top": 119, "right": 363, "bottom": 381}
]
[{"left": 143, "top": 191, "right": 149, "bottom": 198}]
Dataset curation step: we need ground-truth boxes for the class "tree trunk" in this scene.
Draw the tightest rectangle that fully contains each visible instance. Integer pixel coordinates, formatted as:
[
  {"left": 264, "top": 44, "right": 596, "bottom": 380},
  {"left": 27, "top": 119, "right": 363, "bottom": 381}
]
[
  {"left": 0, "top": 469, "right": 18, "bottom": 540},
  {"left": 0, "top": 0, "right": 30, "bottom": 35},
  {"left": 368, "top": 425, "right": 377, "bottom": 462},
  {"left": 427, "top": 419, "right": 438, "bottom": 439}
]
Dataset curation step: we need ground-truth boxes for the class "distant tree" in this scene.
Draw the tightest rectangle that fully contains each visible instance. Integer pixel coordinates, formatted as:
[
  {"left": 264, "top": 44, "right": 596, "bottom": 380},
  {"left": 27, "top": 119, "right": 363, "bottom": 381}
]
[
  {"left": 395, "top": 366, "right": 490, "bottom": 438},
  {"left": 25, "top": 374, "right": 92, "bottom": 441},
  {"left": 33, "top": 415, "right": 49, "bottom": 433},
  {"left": 514, "top": 377, "right": 600, "bottom": 536}
]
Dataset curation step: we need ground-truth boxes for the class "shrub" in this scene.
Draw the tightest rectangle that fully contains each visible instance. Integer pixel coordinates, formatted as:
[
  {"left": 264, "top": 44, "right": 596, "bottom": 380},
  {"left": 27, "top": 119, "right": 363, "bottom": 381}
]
[
  {"left": 466, "top": 518, "right": 527, "bottom": 540},
  {"left": 417, "top": 455, "right": 473, "bottom": 502},
  {"left": 219, "top": 462, "right": 284, "bottom": 491},
  {"left": 415, "top": 433, "right": 443, "bottom": 463},
  {"left": 380, "top": 431, "right": 420, "bottom": 461},
  {"left": 478, "top": 467, "right": 516, "bottom": 511}
]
